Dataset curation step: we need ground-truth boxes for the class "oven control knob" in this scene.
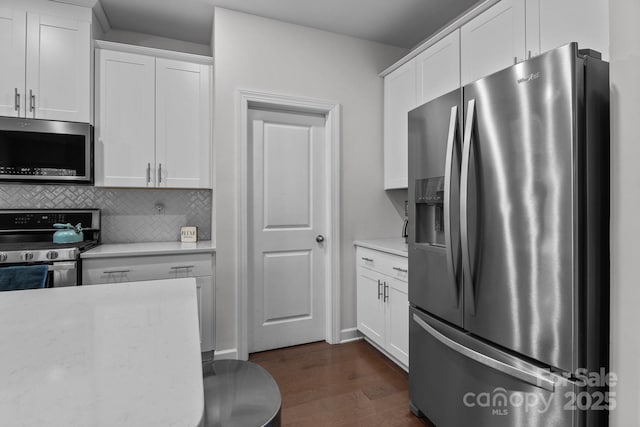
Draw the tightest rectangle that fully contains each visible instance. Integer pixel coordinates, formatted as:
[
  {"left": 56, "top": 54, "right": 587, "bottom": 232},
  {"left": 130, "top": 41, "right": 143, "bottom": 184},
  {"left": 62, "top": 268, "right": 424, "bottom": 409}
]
[
  {"left": 46, "top": 251, "right": 59, "bottom": 260},
  {"left": 0, "top": 253, "right": 7, "bottom": 262},
  {"left": 22, "top": 252, "right": 34, "bottom": 261}
]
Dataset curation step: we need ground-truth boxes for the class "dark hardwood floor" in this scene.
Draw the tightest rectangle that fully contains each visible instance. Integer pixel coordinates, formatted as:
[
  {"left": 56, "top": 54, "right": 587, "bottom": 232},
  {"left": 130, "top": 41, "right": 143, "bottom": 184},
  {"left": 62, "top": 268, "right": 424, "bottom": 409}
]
[{"left": 249, "top": 340, "right": 434, "bottom": 427}]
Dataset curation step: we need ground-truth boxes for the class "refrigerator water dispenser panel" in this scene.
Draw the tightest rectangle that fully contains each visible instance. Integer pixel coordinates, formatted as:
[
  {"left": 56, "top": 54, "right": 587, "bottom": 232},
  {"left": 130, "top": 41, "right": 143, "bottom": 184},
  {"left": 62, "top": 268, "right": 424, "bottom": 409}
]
[
  {"left": 415, "top": 177, "right": 445, "bottom": 245},
  {"left": 415, "top": 177, "right": 444, "bottom": 204}
]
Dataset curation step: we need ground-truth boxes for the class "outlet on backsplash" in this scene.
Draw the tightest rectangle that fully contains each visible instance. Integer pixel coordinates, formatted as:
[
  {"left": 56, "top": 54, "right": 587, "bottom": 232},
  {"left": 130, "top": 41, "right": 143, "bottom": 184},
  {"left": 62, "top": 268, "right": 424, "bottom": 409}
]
[{"left": 155, "top": 203, "right": 165, "bottom": 215}]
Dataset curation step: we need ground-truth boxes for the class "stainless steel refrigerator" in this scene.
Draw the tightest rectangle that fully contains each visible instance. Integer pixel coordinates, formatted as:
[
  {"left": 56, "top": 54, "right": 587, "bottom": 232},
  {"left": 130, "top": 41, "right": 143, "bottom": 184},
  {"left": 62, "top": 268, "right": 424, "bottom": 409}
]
[{"left": 408, "top": 43, "right": 609, "bottom": 427}]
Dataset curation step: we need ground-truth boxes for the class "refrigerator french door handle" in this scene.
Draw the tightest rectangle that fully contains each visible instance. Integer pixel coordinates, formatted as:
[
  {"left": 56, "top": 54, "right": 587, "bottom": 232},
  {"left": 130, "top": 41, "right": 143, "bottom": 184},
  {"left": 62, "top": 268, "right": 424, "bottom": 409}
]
[
  {"left": 412, "top": 313, "right": 556, "bottom": 392},
  {"left": 461, "top": 99, "right": 475, "bottom": 314},
  {"left": 444, "top": 105, "right": 460, "bottom": 306}
]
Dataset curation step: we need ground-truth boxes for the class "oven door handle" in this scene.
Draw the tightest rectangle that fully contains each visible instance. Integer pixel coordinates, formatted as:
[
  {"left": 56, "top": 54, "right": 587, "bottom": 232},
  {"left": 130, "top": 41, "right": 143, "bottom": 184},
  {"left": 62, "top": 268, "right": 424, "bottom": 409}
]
[{"left": 48, "top": 262, "right": 77, "bottom": 271}]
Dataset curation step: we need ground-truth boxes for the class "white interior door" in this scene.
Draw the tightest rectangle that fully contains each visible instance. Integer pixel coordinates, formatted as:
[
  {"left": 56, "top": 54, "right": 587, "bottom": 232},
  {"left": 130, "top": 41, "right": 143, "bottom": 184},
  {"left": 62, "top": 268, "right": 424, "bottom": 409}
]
[
  {"left": 0, "top": 8, "right": 25, "bottom": 118},
  {"left": 249, "top": 108, "right": 326, "bottom": 353}
]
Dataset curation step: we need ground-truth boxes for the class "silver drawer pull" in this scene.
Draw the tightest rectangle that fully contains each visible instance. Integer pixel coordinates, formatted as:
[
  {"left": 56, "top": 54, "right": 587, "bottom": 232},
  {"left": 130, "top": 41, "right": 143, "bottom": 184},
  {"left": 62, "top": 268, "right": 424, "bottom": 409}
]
[
  {"left": 361, "top": 257, "right": 374, "bottom": 262},
  {"left": 103, "top": 270, "right": 130, "bottom": 274},
  {"left": 393, "top": 266, "right": 408, "bottom": 273},
  {"left": 170, "top": 265, "right": 194, "bottom": 270}
]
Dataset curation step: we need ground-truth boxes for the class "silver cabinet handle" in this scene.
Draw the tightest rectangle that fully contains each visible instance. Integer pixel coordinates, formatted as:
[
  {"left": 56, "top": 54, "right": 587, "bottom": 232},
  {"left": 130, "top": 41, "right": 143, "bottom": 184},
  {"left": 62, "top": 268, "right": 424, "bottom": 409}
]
[
  {"left": 461, "top": 99, "right": 476, "bottom": 314},
  {"left": 170, "top": 265, "right": 194, "bottom": 270},
  {"left": 377, "top": 279, "right": 383, "bottom": 300},
  {"left": 158, "top": 163, "right": 162, "bottom": 184},
  {"left": 528, "top": 50, "right": 532, "bottom": 59},
  {"left": 444, "top": 105, "right": 460, "bottom": 305},
  {"left": 383, "top": 282, "right": 389, "bottom": 302},
  {"left": 361, "top": 257, "right": 373, "bottom": 262},
  {"left": 103, "top": 269, "right": 130, "bottom": 274},
  {"left": 14, "top": 88, "right": 20, "bottom": 113},
  {"left": 392, "top": 266, "right": 408, "bottom": 273},
  {"left": 513, "top": 56, "right": 518, "bottom": 64},
  {"left": 412, "top": 313, "right": 555, "bottom": 391},
  {"left": 29, "top": 89, "right": 35, "bottom": 114},
  {"left": 146, "top": 163, "right": 151, "bottom": 184}
]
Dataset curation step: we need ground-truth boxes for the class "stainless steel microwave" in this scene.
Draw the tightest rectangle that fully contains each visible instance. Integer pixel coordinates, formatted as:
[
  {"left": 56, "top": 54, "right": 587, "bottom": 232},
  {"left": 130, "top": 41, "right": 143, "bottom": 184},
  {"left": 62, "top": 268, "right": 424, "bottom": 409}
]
[{"left": 0, "top": 117, "right": 93, "bottom": 184}]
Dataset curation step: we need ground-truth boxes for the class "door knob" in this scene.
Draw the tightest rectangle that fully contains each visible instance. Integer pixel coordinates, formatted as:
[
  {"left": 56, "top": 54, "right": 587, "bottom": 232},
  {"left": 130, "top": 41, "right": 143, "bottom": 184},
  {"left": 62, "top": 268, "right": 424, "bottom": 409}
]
[{"left": 315, "top": 234, "right": 325, "bottom": 243}]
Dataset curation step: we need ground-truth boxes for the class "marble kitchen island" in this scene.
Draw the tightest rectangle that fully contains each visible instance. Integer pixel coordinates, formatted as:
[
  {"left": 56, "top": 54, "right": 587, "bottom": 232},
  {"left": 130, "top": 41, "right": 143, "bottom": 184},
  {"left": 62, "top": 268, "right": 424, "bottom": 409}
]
[{"left": 0, "top": 279, "right": 204, "bottom": 427}]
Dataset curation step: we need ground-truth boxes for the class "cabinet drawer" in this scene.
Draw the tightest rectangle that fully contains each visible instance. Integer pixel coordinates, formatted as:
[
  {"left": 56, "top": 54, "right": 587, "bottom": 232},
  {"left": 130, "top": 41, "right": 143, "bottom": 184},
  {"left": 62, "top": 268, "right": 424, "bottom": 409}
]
[
  {"left": 356, "top": 247, "right": 408, "bottom": 282},
  {"left": 83, "top": 253, "right": 213, "bottom": 285}
]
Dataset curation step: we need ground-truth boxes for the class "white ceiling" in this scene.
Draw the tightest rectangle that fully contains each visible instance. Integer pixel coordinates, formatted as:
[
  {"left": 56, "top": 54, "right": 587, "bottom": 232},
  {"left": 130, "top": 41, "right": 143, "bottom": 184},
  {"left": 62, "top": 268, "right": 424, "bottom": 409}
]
[{"left": 54, "top": 0, "right": 483, "bottom": 49}]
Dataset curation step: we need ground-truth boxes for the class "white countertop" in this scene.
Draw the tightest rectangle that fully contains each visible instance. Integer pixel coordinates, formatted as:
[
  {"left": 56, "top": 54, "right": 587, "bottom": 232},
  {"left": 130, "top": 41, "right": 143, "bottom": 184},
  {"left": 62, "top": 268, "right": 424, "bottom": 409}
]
[
  {"left": 81, "top": 240, "right": 215, "bottom": 259},
  {"left": 353, "top": 238, "right": 408, "bottom": 257},
  {"left": 0, "top": 280, "right": 204, "bottom": 427}
]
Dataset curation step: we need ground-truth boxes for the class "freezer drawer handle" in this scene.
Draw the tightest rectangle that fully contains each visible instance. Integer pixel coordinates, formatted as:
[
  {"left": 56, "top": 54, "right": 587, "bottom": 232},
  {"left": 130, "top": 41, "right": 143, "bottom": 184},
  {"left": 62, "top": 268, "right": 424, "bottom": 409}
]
[{"left": 412, "top": 313, "right": 555, "bottom": 392}]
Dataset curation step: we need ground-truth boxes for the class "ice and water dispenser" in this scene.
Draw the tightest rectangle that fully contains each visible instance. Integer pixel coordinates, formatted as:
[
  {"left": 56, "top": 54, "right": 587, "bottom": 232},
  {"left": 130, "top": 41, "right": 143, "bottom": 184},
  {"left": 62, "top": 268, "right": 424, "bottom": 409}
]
[{"left": 414, "top": 176, "right": 445, "bottom": 247}]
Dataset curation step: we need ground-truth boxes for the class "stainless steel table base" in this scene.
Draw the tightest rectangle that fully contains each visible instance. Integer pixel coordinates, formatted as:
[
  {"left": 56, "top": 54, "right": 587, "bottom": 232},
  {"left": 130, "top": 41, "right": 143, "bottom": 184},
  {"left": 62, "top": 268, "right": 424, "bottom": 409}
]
[{"left": 203, "top": 360, "right": 281, "bottom": 427}]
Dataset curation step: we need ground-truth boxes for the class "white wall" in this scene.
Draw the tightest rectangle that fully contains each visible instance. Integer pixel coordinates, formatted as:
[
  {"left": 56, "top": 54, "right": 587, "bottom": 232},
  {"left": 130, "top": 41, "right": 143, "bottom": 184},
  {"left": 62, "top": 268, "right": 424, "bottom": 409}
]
[
  {"left": 212, "top": 8, "right": 407, "bottom": 355},
  {"left": 609, "top": 0, "right": 640, "bottom": 425}
]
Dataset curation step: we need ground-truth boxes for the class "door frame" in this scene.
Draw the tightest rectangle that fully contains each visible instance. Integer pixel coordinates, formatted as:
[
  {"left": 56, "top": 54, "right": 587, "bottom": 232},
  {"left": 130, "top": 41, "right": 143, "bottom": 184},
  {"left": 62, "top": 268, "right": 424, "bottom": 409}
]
[{"left": 236, "top": 89, "right": 341, "bottom": 360}]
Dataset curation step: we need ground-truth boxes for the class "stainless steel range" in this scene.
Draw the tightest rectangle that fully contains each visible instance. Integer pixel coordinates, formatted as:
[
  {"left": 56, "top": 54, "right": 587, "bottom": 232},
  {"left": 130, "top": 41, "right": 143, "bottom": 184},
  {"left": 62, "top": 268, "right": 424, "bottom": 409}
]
[{"left": 0, "top": 209, "right": 100, "bottom": 287}]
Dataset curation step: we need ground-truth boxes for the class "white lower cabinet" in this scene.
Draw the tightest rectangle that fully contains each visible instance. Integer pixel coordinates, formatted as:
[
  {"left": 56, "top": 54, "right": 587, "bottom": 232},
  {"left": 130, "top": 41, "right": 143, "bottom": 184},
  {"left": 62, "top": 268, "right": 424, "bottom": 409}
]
[
  {"left": 82, "top": 252, "right": 215, "bottom": 354},
  {"left": 356, "top": 246, "right": 408, "bottom": 369}
]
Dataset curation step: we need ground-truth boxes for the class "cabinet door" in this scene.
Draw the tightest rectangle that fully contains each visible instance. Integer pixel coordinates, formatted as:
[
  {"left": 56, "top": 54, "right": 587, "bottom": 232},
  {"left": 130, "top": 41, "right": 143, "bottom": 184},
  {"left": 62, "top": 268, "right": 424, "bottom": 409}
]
[
  {"left": 0, "top": 8, "right": 25, "bottom": 118},
  {"left": 460, "top": 0, "right": 526, "bottom": 86},
  {"left": 526, "top": 0, "right": 609, "bottom": 60},
  {"left": 155, "top": 59, "right": 211, "bottom": 189},
  {"left": 416, "top": 30, "right": 460, "bottom": 105},
  {"left": 195, "top": 276, "right": 215, "bottom": 353},
  {"left": 384, "top": 60, "right": 417, "bottom": 189},
  {"left": 356, "top": 267, "right": 386, "bottom": 348},
  {"left": 385, "top": 276, "right": 409, "bottom": 367},
  {"left": 26, "top": 13, "right": 90, "bottom": 122},
  {"left": 96, "top": 49, "right": 155, "bottom": 187}
]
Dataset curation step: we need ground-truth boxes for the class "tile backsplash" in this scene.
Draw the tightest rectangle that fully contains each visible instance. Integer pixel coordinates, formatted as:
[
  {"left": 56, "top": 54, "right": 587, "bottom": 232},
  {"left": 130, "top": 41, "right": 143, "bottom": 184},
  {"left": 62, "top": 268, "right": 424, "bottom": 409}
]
[{"left": 0, "top": 184, "right": 212, "bottom": 243}]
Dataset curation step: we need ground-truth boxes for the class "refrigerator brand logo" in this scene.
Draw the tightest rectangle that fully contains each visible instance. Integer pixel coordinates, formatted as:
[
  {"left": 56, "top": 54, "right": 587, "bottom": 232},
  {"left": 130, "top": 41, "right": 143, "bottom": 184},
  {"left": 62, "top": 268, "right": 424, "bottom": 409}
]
[{"left": 517, "top": 72, "right": 540, "bottom": 84}]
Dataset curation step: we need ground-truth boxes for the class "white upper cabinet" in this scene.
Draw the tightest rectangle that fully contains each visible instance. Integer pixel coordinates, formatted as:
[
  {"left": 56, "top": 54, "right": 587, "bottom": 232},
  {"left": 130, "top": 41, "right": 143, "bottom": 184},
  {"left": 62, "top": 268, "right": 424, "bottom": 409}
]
[
  {"left": 526, "top": 0, "right": 609, "bottom": 60},
  {"left": 0, "top": 8, "right": 25, "bottom": 118},
  {"left": 95, "top": 43, "right": 212, "bottom": 189},
  {"left": 0, "top": 6, "right": 90, "bottom": 122},
  {"left": 155, "top": 58, "right": 211, "bottom": 189},
  {"left": 460, "top": 0, "right": 526, "bottom": 86},
  {"left": 26, "top": 13, "right": 90, "bottom": 122},
  {"left": 383, "top": 60, "right": 417, "bottom": 190},
  {"left": 96, "top": 49, "right": 155, "bottom": 187},
  {"left": 416, "top": 30, "right": 461, "bottom": 105},
  {"left": 384, "top": 31, "right": 460, "bottom": 190}
]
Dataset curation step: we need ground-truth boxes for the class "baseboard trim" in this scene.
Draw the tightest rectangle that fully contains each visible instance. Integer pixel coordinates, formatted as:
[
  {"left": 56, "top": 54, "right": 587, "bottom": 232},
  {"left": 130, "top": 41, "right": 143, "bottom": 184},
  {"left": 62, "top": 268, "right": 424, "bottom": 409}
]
[
  {"left": 214, "top": 348, "right": 239, "bottom": 360},
  {"left": 339, "top": 327, "right": 363, "bottom": 343}
]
